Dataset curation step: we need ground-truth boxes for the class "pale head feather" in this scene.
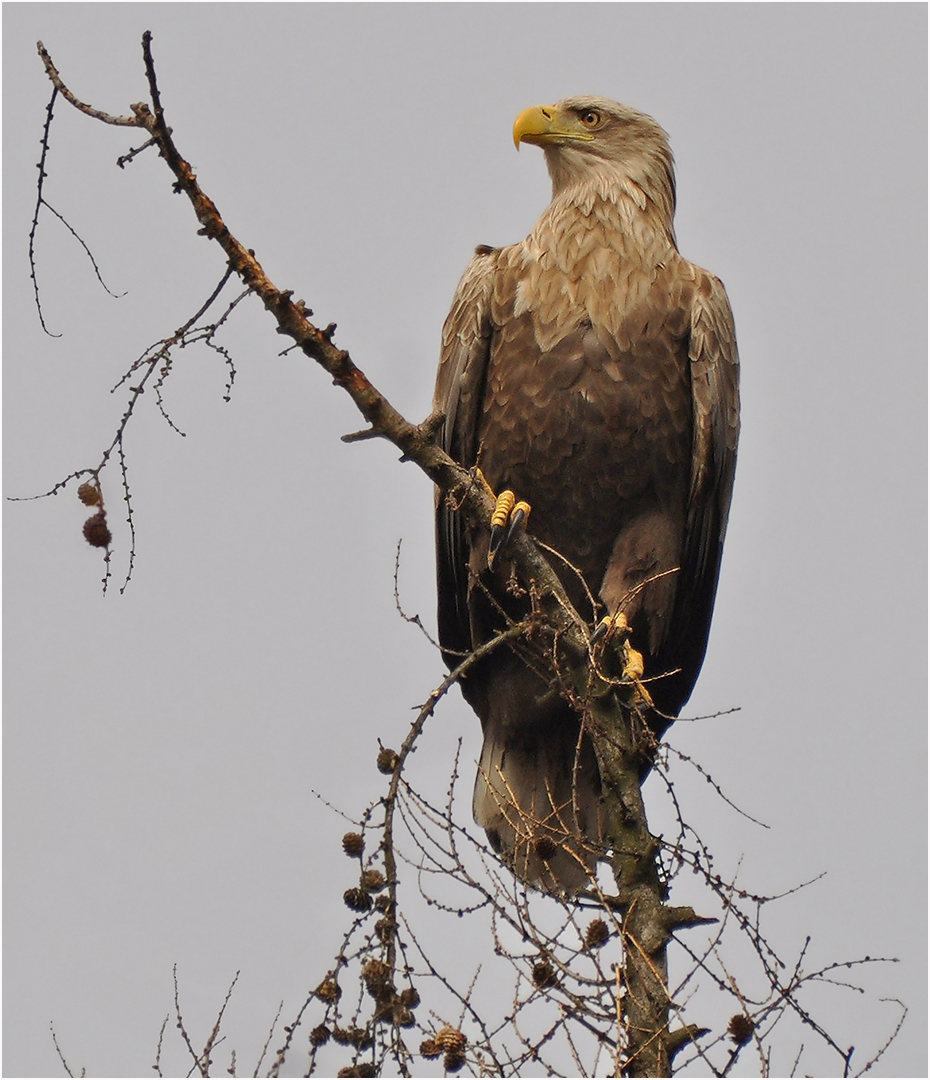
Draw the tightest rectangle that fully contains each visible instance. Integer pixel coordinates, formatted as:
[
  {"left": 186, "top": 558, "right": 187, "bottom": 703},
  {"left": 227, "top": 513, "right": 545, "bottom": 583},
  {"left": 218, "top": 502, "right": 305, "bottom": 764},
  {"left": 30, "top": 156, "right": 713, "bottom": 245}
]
[{"left": 539, "top": 96, "right": 676, "bottom": 229}]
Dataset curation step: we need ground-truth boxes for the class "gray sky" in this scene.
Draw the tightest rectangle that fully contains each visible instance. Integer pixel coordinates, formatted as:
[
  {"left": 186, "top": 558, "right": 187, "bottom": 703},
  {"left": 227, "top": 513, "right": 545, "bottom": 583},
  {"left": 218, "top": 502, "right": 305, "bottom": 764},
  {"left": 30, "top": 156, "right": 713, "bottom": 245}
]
[{"left": 4, "top": 4, "right": 926, "bottom": 1078}]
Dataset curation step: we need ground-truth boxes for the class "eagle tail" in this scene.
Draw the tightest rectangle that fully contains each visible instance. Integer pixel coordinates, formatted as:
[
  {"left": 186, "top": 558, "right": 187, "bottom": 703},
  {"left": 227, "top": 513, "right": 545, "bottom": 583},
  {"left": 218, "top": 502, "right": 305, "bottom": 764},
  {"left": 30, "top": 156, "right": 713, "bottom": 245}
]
[{"left": 472, "top": 716, "right": 603, "bottom": 894}]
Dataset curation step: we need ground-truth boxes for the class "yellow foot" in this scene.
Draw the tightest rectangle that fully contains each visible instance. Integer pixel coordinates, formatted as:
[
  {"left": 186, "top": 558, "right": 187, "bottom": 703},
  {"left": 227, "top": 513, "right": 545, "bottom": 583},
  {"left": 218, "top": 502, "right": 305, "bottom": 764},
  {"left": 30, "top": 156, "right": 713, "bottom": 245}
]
[
  {"left": 622, "top": 641, "right": 653, "bottom": 706},
  {"left": 621, "top": 640, "right": 645, "bottom": 681},
  {"left": 591, "top": 612, "right": 653, "bottom": 706},
  {"left": 591, "top": 610, "right": 630, "bottom": 646},
  {"left": 473, "top": 466, "right": 497, "bottom": 500},
  {"left": 488, "top": 487, "right": 531, "bottom": 568}
]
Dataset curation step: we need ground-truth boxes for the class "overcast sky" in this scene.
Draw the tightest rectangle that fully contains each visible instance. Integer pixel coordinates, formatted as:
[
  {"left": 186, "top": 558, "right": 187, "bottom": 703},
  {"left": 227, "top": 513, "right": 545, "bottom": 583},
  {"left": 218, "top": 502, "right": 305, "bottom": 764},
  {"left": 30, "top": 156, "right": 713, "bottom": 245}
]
[{"left": 3, "top": 4, "right": 926, "bottom": 1078}]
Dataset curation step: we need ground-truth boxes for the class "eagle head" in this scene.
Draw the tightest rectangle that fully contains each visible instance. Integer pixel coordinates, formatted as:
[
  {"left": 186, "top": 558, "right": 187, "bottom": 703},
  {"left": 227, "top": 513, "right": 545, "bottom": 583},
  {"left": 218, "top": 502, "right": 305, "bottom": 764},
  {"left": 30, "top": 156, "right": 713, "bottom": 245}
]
[{"left": 513, "top": 96, "right": 676, "bottom": 219}]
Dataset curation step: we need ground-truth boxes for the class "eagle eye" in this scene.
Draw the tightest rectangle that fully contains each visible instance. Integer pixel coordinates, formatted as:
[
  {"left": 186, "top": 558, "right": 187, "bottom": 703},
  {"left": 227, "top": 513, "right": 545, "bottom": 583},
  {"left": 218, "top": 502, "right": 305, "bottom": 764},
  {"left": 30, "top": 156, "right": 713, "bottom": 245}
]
[{"left": 579, "top": 110, "right": 601, "bottom": 128}]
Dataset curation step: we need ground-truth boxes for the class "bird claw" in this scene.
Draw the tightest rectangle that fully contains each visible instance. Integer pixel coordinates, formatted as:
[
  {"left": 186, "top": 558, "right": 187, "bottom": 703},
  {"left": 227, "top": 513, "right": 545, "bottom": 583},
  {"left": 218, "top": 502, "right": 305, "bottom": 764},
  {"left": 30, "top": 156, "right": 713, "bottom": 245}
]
[
  {"left": 591, "top": 610, "right": 630, "bottom": 646},
  {"left": 622, "top": 641, "right": 653, "bottom": 705},
  {"left": 472, "top": 466, "right": 497, "bottom": 501},
  {"left": 591, "top": 612, "right": 653, "bottom": 705},
  {"left": 488, "top": 489, "right": 531, "bottom": 568},
  {"left": 621, "top": 640, "right": 645, "bottom": 681}
]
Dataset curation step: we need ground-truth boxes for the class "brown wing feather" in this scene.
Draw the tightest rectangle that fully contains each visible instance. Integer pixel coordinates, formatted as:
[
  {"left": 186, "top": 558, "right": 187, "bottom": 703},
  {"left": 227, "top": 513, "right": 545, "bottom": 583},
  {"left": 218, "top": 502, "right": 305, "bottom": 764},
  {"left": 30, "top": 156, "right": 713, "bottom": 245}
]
[
  {"left": 653, "top": 267, "right": 739, "bottom": 716},
  {"left": 433, "top": 247, "right": 497, "bottom": 665}
]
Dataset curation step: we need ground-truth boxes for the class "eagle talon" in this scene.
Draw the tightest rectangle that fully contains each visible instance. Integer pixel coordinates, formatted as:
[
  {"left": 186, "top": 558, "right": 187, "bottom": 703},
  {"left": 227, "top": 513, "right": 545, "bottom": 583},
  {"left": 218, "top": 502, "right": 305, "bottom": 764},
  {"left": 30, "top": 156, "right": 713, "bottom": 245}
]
[
  {"left": 473, "top": 466, "right": 498, "bottom": 501},
  {"left": 622, "top": 642, "right": 654, "bottom": 706},
  {"left": 488, "top": 491, "right": 531, "bottom": 568},
  {"left": 591, "top": 610, "right": 630, "bottom": 647},
  {"left": 591, "top": 613, "right": 653, "bottom": 705},
  {"left": 621, "top": 641, "right": 645, "bottom": 681},
  {"left": 505, "top": 501, "right": 531, "bottom": 545}
]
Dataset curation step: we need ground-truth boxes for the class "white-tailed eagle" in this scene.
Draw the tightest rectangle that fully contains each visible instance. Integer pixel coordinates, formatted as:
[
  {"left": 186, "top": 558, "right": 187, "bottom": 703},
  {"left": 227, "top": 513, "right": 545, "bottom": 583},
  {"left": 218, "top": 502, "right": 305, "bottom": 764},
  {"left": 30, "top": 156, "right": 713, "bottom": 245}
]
[{"left": 434, "top": 97, "right": 739, "bottom": 891}]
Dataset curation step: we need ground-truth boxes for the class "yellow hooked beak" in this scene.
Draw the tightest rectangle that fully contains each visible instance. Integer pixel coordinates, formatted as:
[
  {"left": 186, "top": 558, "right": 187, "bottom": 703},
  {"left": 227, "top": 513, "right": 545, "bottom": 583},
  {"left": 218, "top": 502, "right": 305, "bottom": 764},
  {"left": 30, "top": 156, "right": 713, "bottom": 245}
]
[{"left": 512, "top": 104, "right": 596, "bottom": 149}]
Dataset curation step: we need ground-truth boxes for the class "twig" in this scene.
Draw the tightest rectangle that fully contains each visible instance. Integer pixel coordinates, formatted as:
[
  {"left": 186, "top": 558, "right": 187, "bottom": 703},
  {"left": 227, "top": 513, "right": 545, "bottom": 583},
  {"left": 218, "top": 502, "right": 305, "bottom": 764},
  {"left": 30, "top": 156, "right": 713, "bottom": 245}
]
[
  {"left": 50, "top": 1022, "right": 77, "bottom": 1078},
  {"left": 29, "top": 35, "right": 908, "bottom": 1079}
]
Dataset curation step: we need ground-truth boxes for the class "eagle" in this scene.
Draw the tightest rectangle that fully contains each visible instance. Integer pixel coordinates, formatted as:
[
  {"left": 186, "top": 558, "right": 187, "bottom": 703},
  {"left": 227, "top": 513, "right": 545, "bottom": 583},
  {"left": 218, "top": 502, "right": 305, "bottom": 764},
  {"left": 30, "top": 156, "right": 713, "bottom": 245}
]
[{"left": 433, "top": 97, "right": 739, "bottom": 892}]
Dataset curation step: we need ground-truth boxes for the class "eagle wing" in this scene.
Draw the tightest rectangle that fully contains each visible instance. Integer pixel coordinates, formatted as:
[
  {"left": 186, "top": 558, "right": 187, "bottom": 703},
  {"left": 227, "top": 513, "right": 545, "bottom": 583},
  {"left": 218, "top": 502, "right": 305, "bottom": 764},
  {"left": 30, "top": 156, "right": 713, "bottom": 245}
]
[
  {"left": 657, "top": 268, "right": 739, "bottom": 711},
  {"left": 433, "top": 246, "right": 498, "bottom": 666}
]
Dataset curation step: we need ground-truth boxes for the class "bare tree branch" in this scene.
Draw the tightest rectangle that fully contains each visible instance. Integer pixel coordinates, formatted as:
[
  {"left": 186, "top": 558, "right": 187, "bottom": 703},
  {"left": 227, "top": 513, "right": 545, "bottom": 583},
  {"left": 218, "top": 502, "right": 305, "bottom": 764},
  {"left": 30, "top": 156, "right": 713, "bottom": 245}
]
[{"left": 28, "top": 33, "right": 905, "bottom": 1080}]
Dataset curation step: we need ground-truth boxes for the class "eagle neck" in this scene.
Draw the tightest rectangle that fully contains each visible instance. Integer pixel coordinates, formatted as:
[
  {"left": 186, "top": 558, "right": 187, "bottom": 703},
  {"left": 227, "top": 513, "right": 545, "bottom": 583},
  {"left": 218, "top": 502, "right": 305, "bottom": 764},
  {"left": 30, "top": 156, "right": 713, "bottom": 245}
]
[
  {"left": 534, "top": 182, "right": 676, "bottom": 268},
  {"left": 511, "top": 186, "right": 676, "bottom": 349}
]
